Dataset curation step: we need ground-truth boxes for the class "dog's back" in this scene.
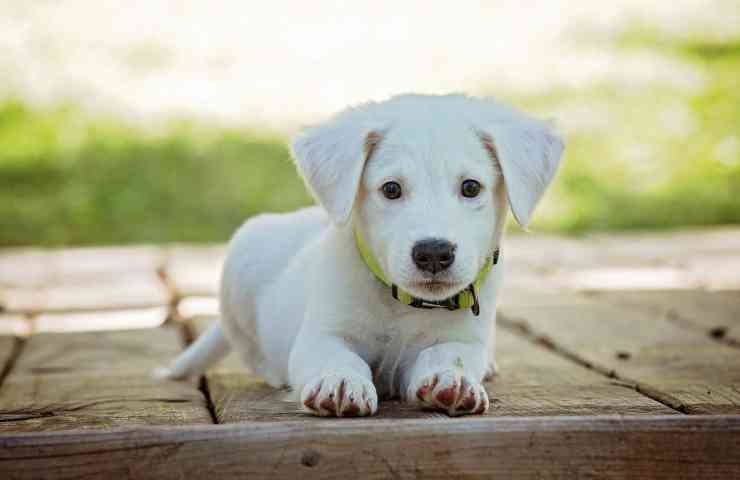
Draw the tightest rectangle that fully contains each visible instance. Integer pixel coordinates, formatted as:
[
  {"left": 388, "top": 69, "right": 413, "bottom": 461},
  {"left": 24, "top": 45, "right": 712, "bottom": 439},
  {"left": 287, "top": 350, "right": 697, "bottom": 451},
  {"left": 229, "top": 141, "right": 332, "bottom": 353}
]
[{"left": 219, "top": 206, "right": 329, "bottom": 384}]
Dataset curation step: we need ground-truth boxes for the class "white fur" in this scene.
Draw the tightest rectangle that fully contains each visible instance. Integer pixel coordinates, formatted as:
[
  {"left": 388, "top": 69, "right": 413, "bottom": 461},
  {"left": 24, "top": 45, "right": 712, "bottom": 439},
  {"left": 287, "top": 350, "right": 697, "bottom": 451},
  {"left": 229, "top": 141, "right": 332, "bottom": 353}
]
[{"left": 158, "top": 94, "right": 564, "bottom": 417}]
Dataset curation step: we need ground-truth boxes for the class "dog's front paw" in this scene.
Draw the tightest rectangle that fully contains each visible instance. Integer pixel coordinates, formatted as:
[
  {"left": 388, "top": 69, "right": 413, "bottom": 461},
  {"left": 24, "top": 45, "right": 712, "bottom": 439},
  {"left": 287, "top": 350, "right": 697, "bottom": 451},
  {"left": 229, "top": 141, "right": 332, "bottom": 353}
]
[
  {"left": 300, "top": 373, "right": 378, "bottom": 417},
  {"left": 408, "top": 370, "right": 489, "bottom": 416}
]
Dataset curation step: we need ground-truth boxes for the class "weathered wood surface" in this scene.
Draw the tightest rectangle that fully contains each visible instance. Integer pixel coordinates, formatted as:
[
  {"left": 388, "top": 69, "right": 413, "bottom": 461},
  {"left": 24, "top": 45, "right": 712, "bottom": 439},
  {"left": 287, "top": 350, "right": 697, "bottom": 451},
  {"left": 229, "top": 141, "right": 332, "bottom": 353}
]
[
  {"left": 1, "top": 416, "right": 738, "bottom": 479},
  {"left": 188, "top": 314, "right": 674, "bottom": 423},
  {"left": 499, "top": 293, "right": 740, "bottom": 414},
  {"left": 0, "top": 335, "right": 18, "bottom": 379},
  {"left": 0, "top": 246, "right": 168, "bottom": 314},
  {"left": 505, "top": 228, "right": 740, "bottom": 291},
  {"left": 0, "top": 272, "right": 170, "bottom": 314},
  {"left": 32, "top": 307, "right": 167, "bottom": 333},
  {"left": 164, "top": 245, "right": 226, "bottom": 297},
  {"left": 0, "top": 228, "right": 739, "bottom": 477},
  {"left": 0, "top": 326, "right": 213, "bottom": 432},
  {"left": 587, "top": 290, "right": 740, "bottom": 345},
  {"left": 0, "top": 315, "right": 31, "bottom": 336},
  {"left": 0, "top": 246, "right": 164, "bottom": 288}
]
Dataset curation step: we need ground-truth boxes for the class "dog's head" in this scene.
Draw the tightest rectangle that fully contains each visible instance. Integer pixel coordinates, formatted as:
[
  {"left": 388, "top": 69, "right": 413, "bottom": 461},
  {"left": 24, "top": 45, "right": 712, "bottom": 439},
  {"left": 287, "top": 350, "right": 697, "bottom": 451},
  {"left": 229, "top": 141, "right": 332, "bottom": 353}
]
[{"left": 292, "top": 94, "right": 563, "bottom": 301}]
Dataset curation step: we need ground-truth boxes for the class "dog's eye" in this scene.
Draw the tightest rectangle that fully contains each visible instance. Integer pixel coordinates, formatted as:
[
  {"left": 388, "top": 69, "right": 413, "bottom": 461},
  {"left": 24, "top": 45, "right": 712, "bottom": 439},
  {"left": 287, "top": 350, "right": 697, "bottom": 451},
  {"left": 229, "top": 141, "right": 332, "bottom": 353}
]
[
  {"left": 461, "top": 179, "right": 481, "bottom": 198},
  {"left": 381, "top": 181, "right": 402, "bottom": 200}
]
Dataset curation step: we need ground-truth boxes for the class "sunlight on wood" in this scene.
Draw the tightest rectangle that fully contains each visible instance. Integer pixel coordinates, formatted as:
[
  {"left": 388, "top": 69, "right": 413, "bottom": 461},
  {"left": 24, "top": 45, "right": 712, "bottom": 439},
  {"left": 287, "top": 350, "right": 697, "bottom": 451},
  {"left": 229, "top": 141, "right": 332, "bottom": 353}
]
[
  {"left": 177, "top": 296, "right": 219, "bottom": 319},
  {"left": 0, "top": 314, "right": 32, "bottom": 336},
  {"left": 563, "top": 267, "right": 697, "bottom": 290},
  {"left": 33, "top": 307, "right": 168, "bottom": 333}
]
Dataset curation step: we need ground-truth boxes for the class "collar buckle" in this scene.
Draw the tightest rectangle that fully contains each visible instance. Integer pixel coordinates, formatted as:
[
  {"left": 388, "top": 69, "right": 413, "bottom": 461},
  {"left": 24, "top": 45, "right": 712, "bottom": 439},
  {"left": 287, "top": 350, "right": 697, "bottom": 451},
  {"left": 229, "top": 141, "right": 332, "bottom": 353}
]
[{"left": 467, "top": 284, "right": 480, "bottom": 316}]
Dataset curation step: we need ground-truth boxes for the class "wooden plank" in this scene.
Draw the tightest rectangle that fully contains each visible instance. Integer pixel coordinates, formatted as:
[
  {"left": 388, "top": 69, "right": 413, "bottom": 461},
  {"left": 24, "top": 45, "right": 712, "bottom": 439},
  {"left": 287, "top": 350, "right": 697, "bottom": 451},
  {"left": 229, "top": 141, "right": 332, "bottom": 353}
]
[
  {"left": 587, "top": 290, "right": 740, "bottom": 345},
  {"left": 0, "top": 250, "right": 50, "bottom": 288},
  {"left": 187, "top": 315, "right": 674, "bottom": 423},
  {"left": 0, "top": 416, "right": 738, "bottom": 479},
  {"left": 683, "top": 253, "right": 740, "bottom": 290},
  {"left": 164, "top": 245, "right": 226, "bottom": 297},
  {"left": 0, "top": 335, "right": 18, "bottom": 380},
  {"left": 492, "top": 325, "right": 675, "bottom": 417},
  {"left": 0, "top": 245, "right": 169, "bottom": 314},
  {"left": 33, "top": 307, "right": 167, "bottom": 333},
  {"left": 10, "top": 328, "right": 181, "bottom": 375},
  {"left": 0, "top": 272, "right": 170, "bottom": 314},
  {"left": 0, "top": 246, "right": 164, "bottom": 288},
  {"left": 0, "top": 326, "right": 213, "bottom": 432},
  {"left": 45, "top": 246, "right": 164, "bottom": 283},
  {"left": 587, "top": 227, "right": 740, "bottom": 262},
  {"left": 505, "top": 228, "right": 740, "bottom": 292},
  {"left": 499, "top": 293, "right": 740, "bottom": 414},
  {"left": 177, "top": 297, "right": 219, "bottom": 319},
  {"left": 0, "top": 315, "right": 31, "bottom": 336}
]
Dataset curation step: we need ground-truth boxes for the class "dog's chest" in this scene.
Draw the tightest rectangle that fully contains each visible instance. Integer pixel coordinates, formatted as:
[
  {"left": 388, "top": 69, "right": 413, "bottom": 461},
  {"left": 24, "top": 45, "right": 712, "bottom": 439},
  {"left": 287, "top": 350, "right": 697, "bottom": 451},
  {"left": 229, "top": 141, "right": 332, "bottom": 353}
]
[{"left": 355, "top": 306, "right": 460, "bottom": 398}]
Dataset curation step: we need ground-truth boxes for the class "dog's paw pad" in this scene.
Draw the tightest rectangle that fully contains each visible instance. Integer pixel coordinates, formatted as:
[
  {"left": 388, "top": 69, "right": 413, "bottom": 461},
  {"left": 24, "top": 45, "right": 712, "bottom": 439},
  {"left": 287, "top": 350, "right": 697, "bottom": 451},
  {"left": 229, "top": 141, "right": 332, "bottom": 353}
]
[
  {"left": 410, "top": 371, "right": 489, "bottom": 416},
  {"left": 301, "top": 373, "right": 378, "bottom": 417}
]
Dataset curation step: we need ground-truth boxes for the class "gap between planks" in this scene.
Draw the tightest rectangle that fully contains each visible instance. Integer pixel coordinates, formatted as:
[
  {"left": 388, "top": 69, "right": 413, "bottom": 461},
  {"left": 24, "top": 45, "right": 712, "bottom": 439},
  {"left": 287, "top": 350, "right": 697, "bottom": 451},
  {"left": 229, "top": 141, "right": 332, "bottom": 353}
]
[
  {"left": 497, "top": 287, "right": 740, "bottom": 415},
  {"left": 0, "top": 337, "right": 25, "bottom": 390},
  {"left": 176, "top": 314, "right": 219, "bottom": 424},
  {"left": 497, "top": 313, "right": 690, "bottom": 415},
  {"left": 157, "top": 260, "right": 220, "bottom": 425},
  {"left": 583, "top": 290, "right": 740, "bottom": 350},
  {"left": 0, "top": 326, "right": 214, "bottom": 432},
  {"left": 184, "top": 313, "right": 675, "bottom": 422}
]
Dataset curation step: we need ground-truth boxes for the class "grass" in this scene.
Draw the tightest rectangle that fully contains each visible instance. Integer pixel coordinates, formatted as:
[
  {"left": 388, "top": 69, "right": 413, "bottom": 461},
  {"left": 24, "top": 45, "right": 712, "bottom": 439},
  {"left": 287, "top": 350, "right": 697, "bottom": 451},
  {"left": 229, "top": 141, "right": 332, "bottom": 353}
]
[
  {"left": 526, "top": 30, "right": 740, "bottom": 233},
  {"left": 1, "top": 30, "right": 739, "bottom": 246},
  {"left": 0, "top": 103, "right": 311, "bottom": 246}
]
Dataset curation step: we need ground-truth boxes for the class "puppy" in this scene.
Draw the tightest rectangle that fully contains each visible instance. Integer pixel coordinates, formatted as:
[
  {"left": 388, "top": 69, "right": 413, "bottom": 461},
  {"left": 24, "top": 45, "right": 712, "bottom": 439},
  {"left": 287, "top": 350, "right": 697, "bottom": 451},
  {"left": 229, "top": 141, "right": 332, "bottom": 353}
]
[{"left": 159, "top": 94, "right": 563, "bottom": 417}]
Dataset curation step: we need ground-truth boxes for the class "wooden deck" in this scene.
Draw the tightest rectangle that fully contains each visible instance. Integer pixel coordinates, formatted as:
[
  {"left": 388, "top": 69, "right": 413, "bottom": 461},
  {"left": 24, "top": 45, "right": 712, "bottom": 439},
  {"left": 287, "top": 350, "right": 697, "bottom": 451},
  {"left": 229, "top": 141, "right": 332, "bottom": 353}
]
[{"left": 1, "top": 229, "right": 739, "bottom": 478}]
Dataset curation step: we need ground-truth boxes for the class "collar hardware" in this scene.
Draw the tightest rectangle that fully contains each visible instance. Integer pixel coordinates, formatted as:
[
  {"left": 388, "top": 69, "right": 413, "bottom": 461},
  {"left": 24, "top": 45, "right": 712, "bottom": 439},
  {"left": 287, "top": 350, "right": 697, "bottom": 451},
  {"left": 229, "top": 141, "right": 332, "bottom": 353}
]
[{"left": 356, "top": 226, "right": 498, "bottom": 316}]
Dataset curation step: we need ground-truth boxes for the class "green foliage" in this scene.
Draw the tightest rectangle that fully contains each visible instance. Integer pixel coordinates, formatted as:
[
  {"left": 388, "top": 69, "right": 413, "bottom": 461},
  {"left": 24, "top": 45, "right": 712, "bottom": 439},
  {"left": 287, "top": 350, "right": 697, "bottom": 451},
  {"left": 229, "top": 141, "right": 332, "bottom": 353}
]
[
  {"left": 0, "top": 102, "right": 311, "bottom": 246},
  {"left": 1, "top": 29, "right": 739, "bottom": 245},
  {"left": 525, "top": 30, "right": 740, "bottom": 233}
]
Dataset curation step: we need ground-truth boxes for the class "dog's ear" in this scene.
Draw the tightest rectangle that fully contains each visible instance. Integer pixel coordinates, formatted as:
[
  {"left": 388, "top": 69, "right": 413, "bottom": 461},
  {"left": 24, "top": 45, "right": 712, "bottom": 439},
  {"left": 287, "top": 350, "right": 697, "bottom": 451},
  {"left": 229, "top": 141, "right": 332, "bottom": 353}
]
[
  {"left": 291, "top": 113, "right": 383, "bottom": 226},
  {"left": 479, "top": 120, "right": 564, "bottom": 227}
]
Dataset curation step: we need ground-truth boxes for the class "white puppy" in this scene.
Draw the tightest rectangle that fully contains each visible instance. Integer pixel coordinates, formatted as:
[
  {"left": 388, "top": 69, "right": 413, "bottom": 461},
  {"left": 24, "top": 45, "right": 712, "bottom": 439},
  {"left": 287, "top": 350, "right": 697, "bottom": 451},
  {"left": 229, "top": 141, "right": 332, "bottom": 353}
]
[{"left": 160, "top": 94, "right": 563, "bottom": 417}]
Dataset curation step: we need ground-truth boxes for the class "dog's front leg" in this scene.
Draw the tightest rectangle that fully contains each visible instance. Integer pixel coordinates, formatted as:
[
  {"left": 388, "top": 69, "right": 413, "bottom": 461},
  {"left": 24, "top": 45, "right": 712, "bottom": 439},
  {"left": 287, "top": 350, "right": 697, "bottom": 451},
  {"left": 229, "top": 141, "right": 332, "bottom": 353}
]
[
  {"left": 404, "top": 342, "right": 490, "bottom": 416},
  {"left": 289, "top": 334, "right": 378, "bottom": 417}
]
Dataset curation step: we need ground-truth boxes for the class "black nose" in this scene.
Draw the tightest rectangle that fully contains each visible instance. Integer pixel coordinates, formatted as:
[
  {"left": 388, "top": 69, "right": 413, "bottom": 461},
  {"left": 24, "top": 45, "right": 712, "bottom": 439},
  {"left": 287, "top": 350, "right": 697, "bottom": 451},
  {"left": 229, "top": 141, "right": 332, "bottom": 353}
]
[{"left": 412, "top": 239, "right": 456, "bottom": 274}]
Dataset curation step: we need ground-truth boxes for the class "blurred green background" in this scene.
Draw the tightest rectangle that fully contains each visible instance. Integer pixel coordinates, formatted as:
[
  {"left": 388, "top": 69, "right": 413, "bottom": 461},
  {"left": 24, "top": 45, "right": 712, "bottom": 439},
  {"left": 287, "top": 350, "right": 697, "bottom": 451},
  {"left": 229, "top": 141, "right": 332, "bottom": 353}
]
[{"left": 2, "top": 4, "right": 739, "bottom": 247}]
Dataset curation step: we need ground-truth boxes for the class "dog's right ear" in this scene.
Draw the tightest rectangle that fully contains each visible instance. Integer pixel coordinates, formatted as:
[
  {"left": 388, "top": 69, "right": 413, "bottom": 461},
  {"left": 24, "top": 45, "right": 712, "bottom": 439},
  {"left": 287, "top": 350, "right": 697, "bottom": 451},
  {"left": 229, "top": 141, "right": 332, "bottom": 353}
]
[{"left": 291, "top": 111, "right": 383, "bottom": 226}]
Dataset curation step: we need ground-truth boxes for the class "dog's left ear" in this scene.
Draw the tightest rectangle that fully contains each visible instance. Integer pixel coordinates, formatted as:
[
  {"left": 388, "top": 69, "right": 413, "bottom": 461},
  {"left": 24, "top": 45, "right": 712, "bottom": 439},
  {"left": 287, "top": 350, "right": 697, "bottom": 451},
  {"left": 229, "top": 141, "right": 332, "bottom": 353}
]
[
  {"left": 479, "top": 120, "right": 564, "bottom": 227},
  {"left": 291, "top": 111, "right": 383, "bottom": 226}
]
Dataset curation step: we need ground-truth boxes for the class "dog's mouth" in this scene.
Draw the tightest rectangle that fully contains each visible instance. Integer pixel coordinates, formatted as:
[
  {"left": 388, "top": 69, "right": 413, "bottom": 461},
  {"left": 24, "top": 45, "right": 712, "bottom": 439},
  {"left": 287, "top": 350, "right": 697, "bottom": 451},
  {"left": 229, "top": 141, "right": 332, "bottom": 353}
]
[{"left": 407, "top": 278, "right": 466, "bottom": 300}]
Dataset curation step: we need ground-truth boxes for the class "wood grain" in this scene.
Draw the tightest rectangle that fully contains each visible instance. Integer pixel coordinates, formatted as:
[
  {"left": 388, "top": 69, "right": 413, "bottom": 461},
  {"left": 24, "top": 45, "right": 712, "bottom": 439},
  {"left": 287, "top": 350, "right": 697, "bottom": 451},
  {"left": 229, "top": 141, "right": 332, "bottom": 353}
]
[
  {"left": 586, "top": 290, "right": 740, "bottom": 345},
  {"left": 0, "top": 272, "right": 170, "bottom": 314},
  {"left": 1, "top": 415, "right": 738, "bottom": 479},
  {"left": 187, "top": 314, "right": 674, "bottom": 423},
  {"left": 11, "top": 328, "right": 184, "bottom": 374},
  {"left": 500, "top": 293, "right": 740, "bottom": 414},
  {"left": 0, "top": 327, "right": 213, "bottom": 432}
]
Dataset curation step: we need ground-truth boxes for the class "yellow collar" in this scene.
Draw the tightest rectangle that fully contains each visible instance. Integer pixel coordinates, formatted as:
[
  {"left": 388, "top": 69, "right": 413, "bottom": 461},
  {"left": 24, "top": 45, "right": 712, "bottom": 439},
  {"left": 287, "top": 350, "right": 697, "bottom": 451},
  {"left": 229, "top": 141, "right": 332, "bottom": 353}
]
[{"left": 354, "top": 226, "right": 499, "bottom": 316}]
